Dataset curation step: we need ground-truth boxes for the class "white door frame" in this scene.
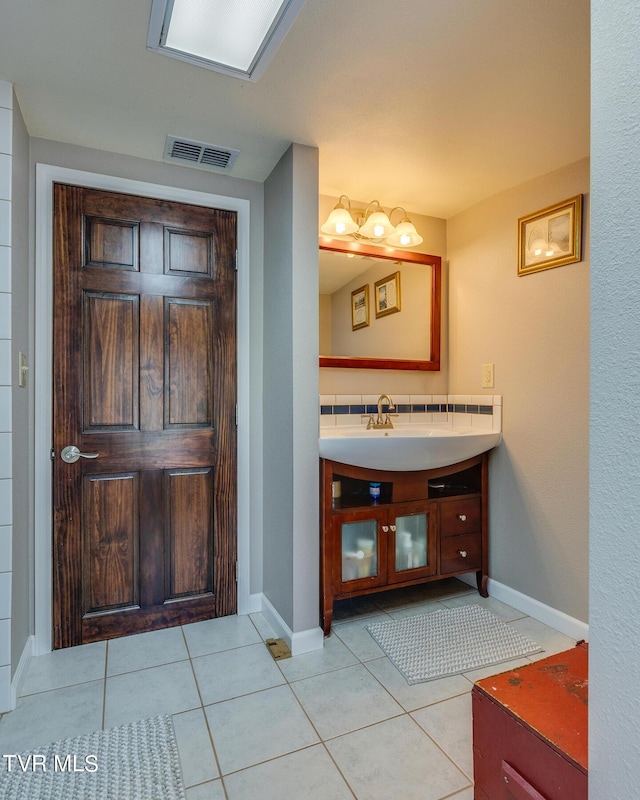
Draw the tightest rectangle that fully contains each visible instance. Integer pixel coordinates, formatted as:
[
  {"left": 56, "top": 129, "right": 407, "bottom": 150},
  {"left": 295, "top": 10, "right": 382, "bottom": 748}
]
[{"left": 34, "top": 164, "right": 252, "bottom": 655}]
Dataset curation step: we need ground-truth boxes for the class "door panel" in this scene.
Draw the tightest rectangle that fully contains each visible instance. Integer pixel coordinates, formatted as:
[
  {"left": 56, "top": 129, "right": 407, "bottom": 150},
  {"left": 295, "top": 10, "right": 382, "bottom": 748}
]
[
  {"left": 86, "top": 216, "right": 139, "bottom": 271},
  {"left": 83, "top": 472, "right": 140, "bottom": 613},
  {"left": 53, "top": 183, "right": 237, "bottom": 648},
  {"left": 83, "top": 292, "right": 139, "bottom": 430},
  {"left": 164, "top": 228, "right": 213, "bottom": 276},
  {"left": 165, "top": 299, "right": 213, "bottom": 427},
  {"left": 165, "top": 467, "right": 213, "bottom": 599}
]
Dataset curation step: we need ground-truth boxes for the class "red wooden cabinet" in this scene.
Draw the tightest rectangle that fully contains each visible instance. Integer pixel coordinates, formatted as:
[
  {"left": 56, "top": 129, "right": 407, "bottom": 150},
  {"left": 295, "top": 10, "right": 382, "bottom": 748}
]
[{"left": 472, "top": 644, "right": 588, "bottom": 800}]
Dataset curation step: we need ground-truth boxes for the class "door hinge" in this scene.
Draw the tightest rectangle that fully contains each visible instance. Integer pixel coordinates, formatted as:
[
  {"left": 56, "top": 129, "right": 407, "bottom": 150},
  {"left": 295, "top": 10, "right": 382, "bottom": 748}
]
[
  {"left": 235, "top": 403, "right": 238, "bottom": 427},
  {"left": 235, "top": 249, "right": 238, "bottom": 271},
  {"left": 50, "top": 448, "right": 55, "bottom": 461},
  {"left": 235, "top": 560, "right": 239, "bottom": 583}
]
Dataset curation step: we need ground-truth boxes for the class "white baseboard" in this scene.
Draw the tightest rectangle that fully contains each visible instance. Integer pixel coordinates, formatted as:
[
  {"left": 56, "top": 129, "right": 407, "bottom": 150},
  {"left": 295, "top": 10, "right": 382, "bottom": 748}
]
[
  {"left": 239, "top": 592, "right": 263, "bottom": 616},
  {"left": 9, "top": 634, "right": 34, "bottom": 711},
  {"left": 458, "top": 575, "right": 589, "bottom": 642},
  {"left": 260, "top": 594, "right": 324, "bottom": 656}
]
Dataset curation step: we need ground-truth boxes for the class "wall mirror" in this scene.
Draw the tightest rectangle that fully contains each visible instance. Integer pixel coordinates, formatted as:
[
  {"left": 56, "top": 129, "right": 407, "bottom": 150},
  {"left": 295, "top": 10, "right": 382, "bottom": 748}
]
[{"left": 319, "top": 239, "right": 441, "bottom": 371}]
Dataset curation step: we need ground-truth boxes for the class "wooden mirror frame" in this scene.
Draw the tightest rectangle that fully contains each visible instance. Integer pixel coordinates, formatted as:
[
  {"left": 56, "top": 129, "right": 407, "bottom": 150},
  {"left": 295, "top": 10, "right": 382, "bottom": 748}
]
[{"left": 319, "top": 239, "right": 441, "bottom": 371}]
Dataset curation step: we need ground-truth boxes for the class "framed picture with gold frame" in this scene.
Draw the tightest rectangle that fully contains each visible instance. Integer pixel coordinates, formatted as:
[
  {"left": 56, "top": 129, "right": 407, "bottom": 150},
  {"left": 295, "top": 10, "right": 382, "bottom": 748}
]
[
  {"left": 518, "top": 195, "right": 583, "bottom": 276},
  {"left": 374, "top": 271, "right": 401, "bottom": 317},
  {"left": 351, "top": 284, "right": 369, "bottom": 330}
]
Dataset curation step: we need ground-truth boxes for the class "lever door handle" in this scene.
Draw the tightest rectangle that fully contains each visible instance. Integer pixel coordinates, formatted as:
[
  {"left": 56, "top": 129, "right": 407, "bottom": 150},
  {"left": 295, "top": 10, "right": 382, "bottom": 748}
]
[{"left": 61, "top": 445, "right": 100, "bottom": 464}]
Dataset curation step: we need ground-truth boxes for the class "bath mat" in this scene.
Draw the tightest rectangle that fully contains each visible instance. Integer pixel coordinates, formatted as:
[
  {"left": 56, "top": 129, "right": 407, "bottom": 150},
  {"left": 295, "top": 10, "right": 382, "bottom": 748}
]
[
  {"left": 366, "top": 604, "right": 542, "bottom": 684},
  {"left": 0, "top": 714, "right": 185, "bottom": 800}
]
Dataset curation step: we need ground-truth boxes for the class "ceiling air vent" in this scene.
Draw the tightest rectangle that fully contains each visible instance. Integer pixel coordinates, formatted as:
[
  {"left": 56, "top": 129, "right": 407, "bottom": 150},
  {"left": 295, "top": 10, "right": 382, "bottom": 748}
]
[{"left": 163, "top": 136, "right": 240, "bottom": 172}]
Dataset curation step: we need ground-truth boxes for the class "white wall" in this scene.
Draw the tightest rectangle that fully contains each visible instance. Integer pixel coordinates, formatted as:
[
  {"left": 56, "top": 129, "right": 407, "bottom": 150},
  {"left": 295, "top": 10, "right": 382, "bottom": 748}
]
[
  {"left": 590, "top": 0, "right": 640, "bottom": 794},
  {"left": 448, "top": 159, "right": 590, "bottom": 623},
  {"left": 10, "top": 89, "right": 30, "bottom": 698}
]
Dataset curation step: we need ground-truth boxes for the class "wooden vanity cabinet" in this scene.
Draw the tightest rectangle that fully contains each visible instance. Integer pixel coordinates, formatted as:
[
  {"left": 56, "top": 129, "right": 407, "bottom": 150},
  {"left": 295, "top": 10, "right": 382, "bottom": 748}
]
[{"left": 320, "top": 454, "right": 489, "bottom": 635}]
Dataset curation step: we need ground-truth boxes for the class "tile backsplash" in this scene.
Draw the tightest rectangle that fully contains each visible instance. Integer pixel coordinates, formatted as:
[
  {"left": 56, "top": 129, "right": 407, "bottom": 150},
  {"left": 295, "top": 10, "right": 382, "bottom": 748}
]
[{"left": 320, "top": 394, "right": 502, "bottom": 432}]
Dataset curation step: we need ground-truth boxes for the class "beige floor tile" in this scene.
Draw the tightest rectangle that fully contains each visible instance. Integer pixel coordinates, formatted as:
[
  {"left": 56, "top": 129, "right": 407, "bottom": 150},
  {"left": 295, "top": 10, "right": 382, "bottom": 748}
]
[
  {"left": 291, "top": 664, "right": 403, "bottom": 740},
  {"left": 205, "top": 685, "right": 319, "bottom": 774},
  {"left": 0, "top": 680, "right": 104, "bottom": 753},
  {"left": 326, "top": 715, "right": 470, "bottom": 800},
  {"left": 183, "top": 614, "right": 261, "bottom": 658},
  {"left": 104, "top": 660, "right": 200, "bottom": 728},
  {"left": 173, "top": 708, "right": 219, "bottom": 788},
  {"left": 186, "top": 779, "right": 226, "bottom": 799},
  {"left": 223, "top": 745, "right": 353, "bottom": 800},
  {"left": 332, "top": 614, "right": 389, "bottom": 661},
  {"left": 248, "top": 611, "right": 277, "bottom": 641},
  {"left": 107, "top": 626, "right": 189, "bottom": 676},
  {"left": 463, "top": 656, "right": 532, "bottom": 684},
  {"left": 508, "top": 617, "right": 577, "bottom": 658},
  {"left": 192, "top": 642, "right": 285, "bottom": 705},
  {"left": 412, "top": 693, "right": 474, "bottom": 779},
  {"left": 20, "top": 641, "right": 106, "bottom": 695},
  {"left": 277, "top": 632, "right": 358, "bottom": 683},
  {"left": 366, "top": 657, "right": 471, "bottom": 712}
]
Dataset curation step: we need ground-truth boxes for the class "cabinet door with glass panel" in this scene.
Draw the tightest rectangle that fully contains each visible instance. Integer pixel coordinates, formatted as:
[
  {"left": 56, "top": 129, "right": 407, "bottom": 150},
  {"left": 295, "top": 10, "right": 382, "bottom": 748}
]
[
  {"left": 386, "top": 501, "right": 438, "bottom": 584},
  {"left": 331, "top": 507, "right": 389, "bottom": 593}
]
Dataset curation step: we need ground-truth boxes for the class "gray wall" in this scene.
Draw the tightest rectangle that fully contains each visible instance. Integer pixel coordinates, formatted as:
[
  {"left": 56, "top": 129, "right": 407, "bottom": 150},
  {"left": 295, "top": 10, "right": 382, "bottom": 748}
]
[
  {"left": 590, "top": 0, "right": 640, "bottom": 794},
  {"left": 263, "top": 143, "right": 319, "bottom": 632},
  {"left": 11, "top": 93, "right": 31, "bottom": 677},
  {"left": 263, "top": 147, "right": 294, "bottom": 625},
  {"left": 447, "top": 159, "right": 590, "bottom": 623}
]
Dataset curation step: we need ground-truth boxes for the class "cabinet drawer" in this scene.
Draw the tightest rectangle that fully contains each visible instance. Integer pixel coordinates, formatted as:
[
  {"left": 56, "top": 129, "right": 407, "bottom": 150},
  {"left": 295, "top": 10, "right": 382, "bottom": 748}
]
[
  {"left": 440, "top": 497, "right": 481, "bottom": 537},
  {"left": 440, "top": 532, "right": 481, "bottom": 573}
]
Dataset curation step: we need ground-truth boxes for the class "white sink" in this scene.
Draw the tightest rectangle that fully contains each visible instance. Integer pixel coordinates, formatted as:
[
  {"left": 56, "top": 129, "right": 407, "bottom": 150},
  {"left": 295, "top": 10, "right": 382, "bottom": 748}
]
[{"left": 319, "top": 424, "right": 501, "bottom": 471}]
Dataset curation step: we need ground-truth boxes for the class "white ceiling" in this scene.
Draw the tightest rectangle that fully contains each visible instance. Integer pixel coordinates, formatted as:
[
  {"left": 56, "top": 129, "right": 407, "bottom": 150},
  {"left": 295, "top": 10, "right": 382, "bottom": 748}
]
[{"left": 0, "top": 0, "right": 590, "bottom": 219}]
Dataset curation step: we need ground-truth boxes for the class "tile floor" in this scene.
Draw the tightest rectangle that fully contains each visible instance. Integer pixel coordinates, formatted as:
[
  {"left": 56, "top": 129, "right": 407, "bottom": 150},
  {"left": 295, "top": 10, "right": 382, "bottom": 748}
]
[{"left": 0, "top": 579, "right": 577, "bottom": 799}]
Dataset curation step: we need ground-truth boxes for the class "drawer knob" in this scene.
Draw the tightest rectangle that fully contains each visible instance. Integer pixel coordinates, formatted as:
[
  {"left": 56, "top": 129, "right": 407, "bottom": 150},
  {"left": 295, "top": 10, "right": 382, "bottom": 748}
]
[
  {"left": 457, "top": 514, "right": 467, "bottom": 521},
  {"left": 458, "top": 550, "right": 468, "bottom": 558}
]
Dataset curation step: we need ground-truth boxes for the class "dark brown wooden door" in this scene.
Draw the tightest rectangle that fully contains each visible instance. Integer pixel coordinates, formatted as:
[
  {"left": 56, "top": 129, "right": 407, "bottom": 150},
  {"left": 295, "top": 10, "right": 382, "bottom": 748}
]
[{"left": 52, "top": 184, "right": 237, "bottom": 649}]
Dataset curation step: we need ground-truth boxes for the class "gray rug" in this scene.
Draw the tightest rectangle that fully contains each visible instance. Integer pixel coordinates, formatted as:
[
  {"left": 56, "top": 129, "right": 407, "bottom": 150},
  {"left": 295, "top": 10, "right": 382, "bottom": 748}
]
[
  {"left": 0, "top": 715, "right": 185, "bottom": 800},
  {"left": 366, "top": 604, "right": 542, "bottom": 684}
]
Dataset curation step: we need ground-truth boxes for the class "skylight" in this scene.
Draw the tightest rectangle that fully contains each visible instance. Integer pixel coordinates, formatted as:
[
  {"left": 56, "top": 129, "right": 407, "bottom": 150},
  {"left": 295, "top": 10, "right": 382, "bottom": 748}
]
[{"left": 147, "top": 0, "right": 307, "bottom": 81}]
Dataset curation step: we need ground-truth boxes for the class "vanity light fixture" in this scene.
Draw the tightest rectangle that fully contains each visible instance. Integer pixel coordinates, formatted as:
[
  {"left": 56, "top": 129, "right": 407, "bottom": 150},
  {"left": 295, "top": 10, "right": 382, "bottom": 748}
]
[
  {"left": 147, "top": 0, "right": 308, "bottom": 82},
  {"left": 320, "top": 196, "right": 423, "bottom": 247}
]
